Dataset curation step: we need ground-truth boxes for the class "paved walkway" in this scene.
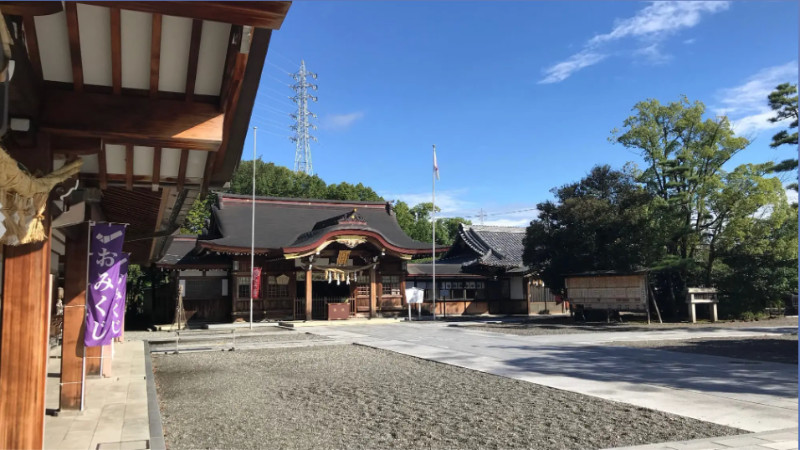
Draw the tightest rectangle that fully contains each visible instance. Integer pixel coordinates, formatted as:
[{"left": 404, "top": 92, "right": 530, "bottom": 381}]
[
  {"left": 44, "top": 342, "right": 151, "bottom": 450},
  {"left": 610, "top": 427, "right": 798, "bottom": 450},
  {"left": 308, "top": 323, "right": 798, "bottom": 432}
]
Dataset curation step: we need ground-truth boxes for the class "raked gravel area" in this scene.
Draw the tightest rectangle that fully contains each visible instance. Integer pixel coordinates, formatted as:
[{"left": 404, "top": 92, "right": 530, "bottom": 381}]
[
  {"left": 153, "top": 344, "right": 742, "bottom": 450},
  {"left": 460, "top": 316, "right": 798, "bottom": 337},
  {"left": 607, "top": 334, "right": 798, "bottom": 365}
]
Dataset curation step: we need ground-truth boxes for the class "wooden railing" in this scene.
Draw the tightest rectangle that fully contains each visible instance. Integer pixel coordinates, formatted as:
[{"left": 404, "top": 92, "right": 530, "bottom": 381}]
[{"left": 293, "top": 297, "right": 351, "bottom": 320}]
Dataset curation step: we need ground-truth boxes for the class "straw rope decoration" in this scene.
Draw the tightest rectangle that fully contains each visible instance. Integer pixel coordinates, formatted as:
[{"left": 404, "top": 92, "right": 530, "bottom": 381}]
[{"left": 0, "top": 147, "right": 83, "bottom": 245}]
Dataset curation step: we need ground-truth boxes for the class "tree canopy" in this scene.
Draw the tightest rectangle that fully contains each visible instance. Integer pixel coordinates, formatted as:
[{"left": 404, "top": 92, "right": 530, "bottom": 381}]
[
  {"left": 182, "top": 160, "right": 470, "bottom": 246},
  {"left": 766, "top": 82, "right": 798, "bottom": 190},
  {"left": 525, "top": 95, "right": 797, "bottom": 318}
]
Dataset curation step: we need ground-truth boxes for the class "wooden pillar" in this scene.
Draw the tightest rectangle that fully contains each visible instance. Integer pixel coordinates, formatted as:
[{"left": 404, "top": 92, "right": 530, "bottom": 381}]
[
  {"left": 288, "top": 271, "right": 297, "bottom": 319},
  {"left": 710, "top": 303, "right": 718, "bottom": 322},
  {"left": 369, "top": 267, "right": 376, "bottom": 319},
  {"left": 0, "top": 138, "right": 53, "bottom": 449},
  {"left": 61, "top": 223, "right": 89, "bottom": 410},
  {"left": 304, "top": 268, "right": 312, "bottom": 320}
]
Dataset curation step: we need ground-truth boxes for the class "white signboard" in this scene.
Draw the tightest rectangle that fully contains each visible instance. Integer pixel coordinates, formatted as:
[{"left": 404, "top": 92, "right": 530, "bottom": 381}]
[{"left": 406, "top": 287, "right": 424, "bottom": 304}]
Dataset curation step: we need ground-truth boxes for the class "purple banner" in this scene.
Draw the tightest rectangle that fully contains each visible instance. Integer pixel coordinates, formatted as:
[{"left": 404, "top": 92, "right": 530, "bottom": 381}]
[
  {"left": 109, "top": 253, "right": 130, "bottom": 339},
  {"left": 85, "top": 223, "right": 126, "bottom": 347}
]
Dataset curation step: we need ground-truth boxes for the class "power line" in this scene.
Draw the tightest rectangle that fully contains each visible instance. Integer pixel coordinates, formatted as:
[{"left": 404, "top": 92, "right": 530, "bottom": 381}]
[
  {"left": 251, "top": 114, "right": 289, "bottom": 126},
  {"left": 256, "top": 92, "right": 295, "bottom": 108},
  {"left": 271, "top": 50, "right": 299, "bottom": 68},
  {"left": 253, "top": 102, "right": 292, "bottom": 116},
  {"left": 266, "top": 60, "right": 292, "bottom": 75},
  {"left": 439, "top": 207, "right": 539, "bottom": 221}
]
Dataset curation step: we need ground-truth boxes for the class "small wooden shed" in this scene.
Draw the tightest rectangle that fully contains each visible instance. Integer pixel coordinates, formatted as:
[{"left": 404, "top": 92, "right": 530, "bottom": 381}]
[{"left": 565, "top": 270, "right": 653, "bottom": 321}]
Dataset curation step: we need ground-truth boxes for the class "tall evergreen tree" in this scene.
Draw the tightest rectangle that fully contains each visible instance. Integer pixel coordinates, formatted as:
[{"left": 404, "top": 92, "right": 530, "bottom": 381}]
[{"left": 766, "top": 82, "right": 798, "bottom": 190}]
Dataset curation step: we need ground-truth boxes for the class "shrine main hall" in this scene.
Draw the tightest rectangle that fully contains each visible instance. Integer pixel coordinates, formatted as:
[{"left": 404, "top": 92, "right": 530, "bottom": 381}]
[{"left": 157, "top": 193, "right": 447, "bottom": 322}]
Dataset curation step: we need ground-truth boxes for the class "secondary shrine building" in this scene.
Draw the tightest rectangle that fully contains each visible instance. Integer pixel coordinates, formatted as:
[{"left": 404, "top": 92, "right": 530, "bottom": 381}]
[{"left": 156, "top": 193, "right": 446, "bottom": 322}]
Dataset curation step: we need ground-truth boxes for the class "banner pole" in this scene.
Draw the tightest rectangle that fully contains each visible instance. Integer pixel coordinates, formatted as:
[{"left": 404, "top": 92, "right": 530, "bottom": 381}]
[
  {"left": 432, "top": 145, "right": 436, "bottom": 322},
  {"left": 80, "top": 222, "right": 93, "bottom": 411},
  {"left": 250, "top": 127, "right": 257, "bottom": 330}
]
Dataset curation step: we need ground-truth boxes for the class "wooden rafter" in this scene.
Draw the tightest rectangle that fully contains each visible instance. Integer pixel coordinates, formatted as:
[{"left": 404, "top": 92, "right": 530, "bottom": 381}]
[
  {"left": 98, "top": 144, "right": 108, "bottom": 190},
  {"left": 110, "top": 7, "right": 121, "bottom": 95},
  {"left": 185, "top": 19, "right": 203, "bottom": 102},
  {"left": 64, "top": 2, "right": 83, "bottom": 92},
  {"left": 21, "top": 16, "right": 42, "bottom": 81},
  {"left": 150, "top": 13, "right": 162, "bottom": 99},
  {"left": 152, "top": 147, "right": 162, "bottom": 191},
  {"left": 75, "top": 1, "right": 291, "bottom": 29},
  {"left": 125, "top": 145, "right": 134, "bottom": 190},
  {"left": 176, "top": 149, "right": 189, "bottom": 191},
  {"left": 41, "top": 89, "right": 224, "bottom": 151}
]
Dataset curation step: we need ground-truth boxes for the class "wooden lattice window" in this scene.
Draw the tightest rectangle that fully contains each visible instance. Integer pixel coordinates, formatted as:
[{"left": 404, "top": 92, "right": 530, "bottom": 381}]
[
  {"left": 235, "top": 276, "right": 251, "bottom": 299},
  {"left": 266, "top": 275, "right": 290, "bottom": 298},
  {"left": 382, "top": 275, "right": 401, "bottom": 296}
]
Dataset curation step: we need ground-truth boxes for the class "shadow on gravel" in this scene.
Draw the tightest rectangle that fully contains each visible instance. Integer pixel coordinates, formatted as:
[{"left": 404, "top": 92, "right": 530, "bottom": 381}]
[{"left": 476, "top": 342, "right": 798, "bottom": 399}]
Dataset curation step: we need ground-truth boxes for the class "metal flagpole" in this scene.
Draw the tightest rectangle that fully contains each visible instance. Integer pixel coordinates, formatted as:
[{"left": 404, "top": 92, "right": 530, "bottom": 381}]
[
  {"left": 432, "top": 145, "right": 436, "bottom": 322},
  {"left": 250, "top": 127, "right": 256, "bottom": 330}
]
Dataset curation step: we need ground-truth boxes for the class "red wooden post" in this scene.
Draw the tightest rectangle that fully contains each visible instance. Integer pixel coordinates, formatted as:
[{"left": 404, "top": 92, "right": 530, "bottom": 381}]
[
  {"left": 305, "top": 268, "right": 312, "bottom": 320},
  {"left": 0, "top": 138, "right": 53, "bottom": 449},
  {"left": 369, "top": 267, "right": 377, "bottom": 319},
  {"left": 61, "top": 223, "right": 89, "bottom": 410}
]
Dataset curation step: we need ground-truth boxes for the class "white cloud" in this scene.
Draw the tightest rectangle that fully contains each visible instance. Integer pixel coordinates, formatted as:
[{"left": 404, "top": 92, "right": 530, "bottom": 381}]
[
  {"left": 786, "top": 189, "right": 798, "bottom": 204},
  {"left": 539, "top": 1, "right": 729, "bottom": 83},
  {"left": 539, "top": 51, "right": 608, "bottom": 84},
  {"left": 715, "top": 61, "right": 798, "bottom": 135},
  {"left": 482, "top": 218, "right": 532, "bottom": 227},
  {"left": 321, "top": 112, "right": 364, "bottom": 130},
  {"left": 683, "top": 38, "right": 696, "bottom": 44}
]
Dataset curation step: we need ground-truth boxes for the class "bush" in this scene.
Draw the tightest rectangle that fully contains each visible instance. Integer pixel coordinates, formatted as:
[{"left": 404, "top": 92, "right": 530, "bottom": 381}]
[{"left": 538, "top": 309, "right": 550, "bottom": 315}]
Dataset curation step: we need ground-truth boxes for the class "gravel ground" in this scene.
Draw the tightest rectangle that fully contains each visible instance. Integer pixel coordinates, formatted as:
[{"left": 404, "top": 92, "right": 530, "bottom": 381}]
[
  {"left": 608, "top": 334, "right": 799, "bottom": 365},
  {"left": 154, "top": 345, "right": 742, "bottom": 450},
  {"left": 145, "top": 329, "right": 324, "bottom": 352},
  {"left": 461, "top": 316, "right": 798, "bottom": 337}
]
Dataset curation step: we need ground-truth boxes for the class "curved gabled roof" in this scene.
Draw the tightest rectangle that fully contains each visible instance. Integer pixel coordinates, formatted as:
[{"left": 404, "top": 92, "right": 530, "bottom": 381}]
[
  {"left": 443, "top": 224, "right": 527, "bottom": 269},
  {"left": 198, "top": 194, "right": 446, "bottom": 255}
]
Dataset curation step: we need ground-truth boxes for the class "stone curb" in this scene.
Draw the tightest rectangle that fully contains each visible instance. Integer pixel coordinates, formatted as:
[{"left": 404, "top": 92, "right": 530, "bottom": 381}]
[{"left": 143, "top": 341, "right": 166, "bottom": 450}]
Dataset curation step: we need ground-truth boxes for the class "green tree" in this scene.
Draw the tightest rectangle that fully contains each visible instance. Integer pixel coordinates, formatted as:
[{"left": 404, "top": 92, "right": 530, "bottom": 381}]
[
  {"left": 766, "top": 82, "right": 798, "bottom": 190},
  {"left": 610, "top": 96, "right": 750, "bottom": 315},
  {"left": 522, "top": 165, "right": 661, "bottom": 294}
]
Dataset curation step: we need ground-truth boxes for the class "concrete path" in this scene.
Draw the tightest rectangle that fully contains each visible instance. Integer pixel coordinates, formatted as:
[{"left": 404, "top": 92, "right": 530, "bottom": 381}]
[
  {"left": 610, "top": 427, "right": 798, "bottom": 450},
  {"left": 308, "top": 323, "right": 797, "bottom": 432},
  {"left": 44, "top": 342, "right": 151, "bottom": 450}
]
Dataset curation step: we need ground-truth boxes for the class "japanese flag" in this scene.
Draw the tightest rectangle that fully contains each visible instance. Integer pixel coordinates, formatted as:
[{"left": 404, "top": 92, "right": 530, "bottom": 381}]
[{"left": 433, "top": 146, "right": 440, "bottom": 180}]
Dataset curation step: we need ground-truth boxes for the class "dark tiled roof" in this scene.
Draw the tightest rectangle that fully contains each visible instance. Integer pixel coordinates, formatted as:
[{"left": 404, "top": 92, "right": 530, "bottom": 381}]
[
  {"left": 200, "top": 194, "right": 436, "bottom": 252},
  {"left": 406, "top": 263, "right": 466, "bottom": 276},
  {"left": 156, "top": 236, "right": 231, "bottom": 267},
  {"left": 447, "top": 224, "right": 527, "bottom": 269}
]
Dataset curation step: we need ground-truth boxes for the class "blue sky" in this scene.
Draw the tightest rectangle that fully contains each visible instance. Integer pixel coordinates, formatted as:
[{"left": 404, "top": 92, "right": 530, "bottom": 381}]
[{"left": 243, "top": 1, "right": 799, "bottom": 226}]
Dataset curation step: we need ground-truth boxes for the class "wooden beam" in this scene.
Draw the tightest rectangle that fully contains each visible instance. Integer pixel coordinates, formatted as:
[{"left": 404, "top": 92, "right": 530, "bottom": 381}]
[
  {"left": 150, "top": 13, "right": 162, "bottom": 99},
  {"left": 60, "top": 223, "right": 88, "bottom": 410},
  {"left": 149, "top": 187, "right": 171, "bottom": 261},
  {"left": 185, "top": 19, "right": 203, "bottom": 103},
  {"left": 0, "top": 136, "right": 52, "bottom": 449},
  {"left": 152, "top": 147, "right": 162, "bottom": 191},
  {"left": 176, "top": 149, "right": 189, "bottom": 191},
  {"left": 98, "top": 144, "right": 108, "bottom": 190},
  {"left": 76, "top": 1, "right": 291, "bottom": 29},
  {"left": 305, "top": 268, "right": 312, "bottom": 320},
  {"left": 110, "top": 7, "right": 121, "bottom": 95},
  {"left": 6, "top": 15, "right": 40, "bottom": 119},
  {"left": 22, "top": 16, "right": 43, "bottom": 81},
  {"left": 200, "top": 151, "right": 215, "bottom": 198},
  {"left": 41, "top": 89, "right": 224, "bottom": 151},
  {"left": 219, "top": 25, "right": 242, "bottom": 112},
  {"left": 52, "top": 135, "right": 102, "bottom": 155},
  {"left": 369, "top": 266, "right": 377, "bottom": 318},
  {"left": 125, "top": 145, "right": 134, "bottom": 190},
  {"left": 0, "top": 1, "right": 62, "bottom": 16},
  {"left": 64, "top": 2, "right": 83, "bottom": 92},
  {"left": 212, "top": 28, "right": 271, "bottom": 185}
]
